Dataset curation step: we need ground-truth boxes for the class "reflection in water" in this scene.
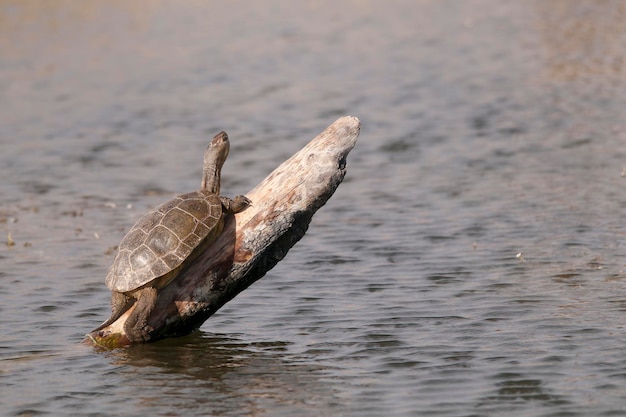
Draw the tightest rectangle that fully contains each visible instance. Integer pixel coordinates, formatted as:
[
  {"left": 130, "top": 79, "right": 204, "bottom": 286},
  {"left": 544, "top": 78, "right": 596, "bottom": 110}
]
[{"left": 104, "top": 331, "right": 334, "bottom": 416}]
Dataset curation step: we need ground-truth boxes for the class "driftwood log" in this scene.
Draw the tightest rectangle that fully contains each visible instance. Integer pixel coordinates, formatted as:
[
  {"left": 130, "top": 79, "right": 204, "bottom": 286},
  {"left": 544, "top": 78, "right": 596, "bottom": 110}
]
[{"left": 85, "top": 116, "right": 360, "bottom": 347}]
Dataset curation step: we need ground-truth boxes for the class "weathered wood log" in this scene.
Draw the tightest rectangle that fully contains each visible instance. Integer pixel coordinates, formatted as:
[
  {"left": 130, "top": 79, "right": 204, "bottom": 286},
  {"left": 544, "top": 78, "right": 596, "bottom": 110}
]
[{"left": 85, "top": 116, "right": 360, "bottom": 347}]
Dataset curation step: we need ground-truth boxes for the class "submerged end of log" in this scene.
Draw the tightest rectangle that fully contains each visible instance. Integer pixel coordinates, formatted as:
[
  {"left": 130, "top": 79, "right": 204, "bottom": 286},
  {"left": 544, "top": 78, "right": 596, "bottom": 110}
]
[{"left": 85, "top": 116, "right": 360, "bottom": 348}]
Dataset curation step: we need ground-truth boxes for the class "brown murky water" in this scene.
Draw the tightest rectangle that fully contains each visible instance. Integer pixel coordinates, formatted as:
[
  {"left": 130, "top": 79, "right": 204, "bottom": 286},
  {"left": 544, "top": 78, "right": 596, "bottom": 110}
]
[{"left": 2, "top": 1, "right": 626, "bottom": 416}]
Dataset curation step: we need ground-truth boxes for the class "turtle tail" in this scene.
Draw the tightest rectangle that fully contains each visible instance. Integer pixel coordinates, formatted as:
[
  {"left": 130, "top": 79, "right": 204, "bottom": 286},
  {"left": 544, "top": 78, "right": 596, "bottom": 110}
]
[{"left": 92, "top": 291, "right": 134, "bottom": 332}]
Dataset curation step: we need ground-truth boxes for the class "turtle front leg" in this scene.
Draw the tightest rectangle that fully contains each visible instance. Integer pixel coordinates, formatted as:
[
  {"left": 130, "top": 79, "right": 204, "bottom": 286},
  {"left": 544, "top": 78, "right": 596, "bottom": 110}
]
[
  {"left": 124, "top": 286, "right": 158, "bottom": 342},
  {"left": 221, "top": 195, "right": 252, "bottom": 214}
]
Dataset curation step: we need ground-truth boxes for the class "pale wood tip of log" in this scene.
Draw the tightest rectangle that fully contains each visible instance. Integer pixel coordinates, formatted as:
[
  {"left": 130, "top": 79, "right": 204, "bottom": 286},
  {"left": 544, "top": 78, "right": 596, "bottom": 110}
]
[{"left": 330, "top": 116, "right": 361, "bottom": 146}]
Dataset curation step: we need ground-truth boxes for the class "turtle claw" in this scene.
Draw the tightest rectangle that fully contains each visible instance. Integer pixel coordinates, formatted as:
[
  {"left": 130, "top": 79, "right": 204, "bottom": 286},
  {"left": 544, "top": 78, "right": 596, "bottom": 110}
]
[
  {"left": 235, "top": 195, "right": 252, "bottom": 211},
  {"left": 124, "top": 317, "right": 154, "bottom": 343},
  {"left": 125, "top": 325, "right": 153, "bottom": 343}
]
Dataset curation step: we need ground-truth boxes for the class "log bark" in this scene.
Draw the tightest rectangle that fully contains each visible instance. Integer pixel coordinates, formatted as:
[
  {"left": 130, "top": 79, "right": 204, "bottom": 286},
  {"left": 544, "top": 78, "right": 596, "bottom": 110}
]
[{"left": 85, "top": 116, "right": 360, "bottom": 347}]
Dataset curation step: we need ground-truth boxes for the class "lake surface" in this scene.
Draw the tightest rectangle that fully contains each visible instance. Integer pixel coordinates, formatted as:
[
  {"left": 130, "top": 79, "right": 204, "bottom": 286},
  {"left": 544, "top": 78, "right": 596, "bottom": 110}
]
[{"left": 2, "top": 1, "right": 626, "bottom": 416}]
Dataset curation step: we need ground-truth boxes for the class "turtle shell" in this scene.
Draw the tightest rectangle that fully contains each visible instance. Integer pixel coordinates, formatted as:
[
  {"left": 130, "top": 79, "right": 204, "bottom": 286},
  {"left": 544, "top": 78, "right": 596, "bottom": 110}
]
[{"left": 106, "top": 190, "right": 222, "bottom": 292}]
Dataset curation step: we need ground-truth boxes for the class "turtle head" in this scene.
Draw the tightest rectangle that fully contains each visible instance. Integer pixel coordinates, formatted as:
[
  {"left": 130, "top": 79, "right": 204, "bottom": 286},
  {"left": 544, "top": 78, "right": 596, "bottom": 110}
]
[{"left": 201, "top": 131, "right": 230, "bottom": 193}]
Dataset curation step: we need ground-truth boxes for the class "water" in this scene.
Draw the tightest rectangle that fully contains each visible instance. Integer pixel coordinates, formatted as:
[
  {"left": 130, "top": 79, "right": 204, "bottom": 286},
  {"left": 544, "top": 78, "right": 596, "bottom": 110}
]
[{"left": 2, "top": 1, "right": 626, "bottom": 415}]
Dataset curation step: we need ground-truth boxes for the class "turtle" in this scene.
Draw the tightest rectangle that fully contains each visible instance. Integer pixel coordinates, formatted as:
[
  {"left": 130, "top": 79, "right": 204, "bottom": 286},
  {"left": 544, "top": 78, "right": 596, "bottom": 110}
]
[{"left": 95, "top": 131, "right": 251, "bottom": 342}]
